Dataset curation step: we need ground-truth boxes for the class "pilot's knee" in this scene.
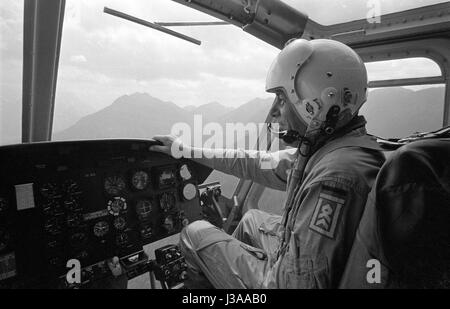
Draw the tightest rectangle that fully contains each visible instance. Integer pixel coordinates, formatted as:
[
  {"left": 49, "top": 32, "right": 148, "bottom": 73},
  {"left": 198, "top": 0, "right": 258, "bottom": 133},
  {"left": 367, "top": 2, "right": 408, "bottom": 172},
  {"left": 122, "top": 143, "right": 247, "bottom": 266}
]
[
  {"left": 240, "top": 209, "right": 263, "bottom": 225},
  {"left": 180, "top": 220, "right": 215, "bottom": 252}
]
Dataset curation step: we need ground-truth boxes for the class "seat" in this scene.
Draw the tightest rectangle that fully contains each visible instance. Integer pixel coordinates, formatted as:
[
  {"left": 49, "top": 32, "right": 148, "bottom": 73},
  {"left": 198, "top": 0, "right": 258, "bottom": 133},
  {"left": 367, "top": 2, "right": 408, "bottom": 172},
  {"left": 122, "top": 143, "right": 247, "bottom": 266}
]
[{"left": 339, "top": 138, "right": 450, "bottom": 289}]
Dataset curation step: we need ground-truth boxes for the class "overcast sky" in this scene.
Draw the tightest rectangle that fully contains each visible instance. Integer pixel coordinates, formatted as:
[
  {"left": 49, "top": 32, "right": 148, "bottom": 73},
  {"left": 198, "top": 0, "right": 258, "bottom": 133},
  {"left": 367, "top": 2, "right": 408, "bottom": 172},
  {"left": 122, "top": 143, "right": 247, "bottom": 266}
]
[{"left": 0, "top": 0, "right": 444, "bottom": 114}]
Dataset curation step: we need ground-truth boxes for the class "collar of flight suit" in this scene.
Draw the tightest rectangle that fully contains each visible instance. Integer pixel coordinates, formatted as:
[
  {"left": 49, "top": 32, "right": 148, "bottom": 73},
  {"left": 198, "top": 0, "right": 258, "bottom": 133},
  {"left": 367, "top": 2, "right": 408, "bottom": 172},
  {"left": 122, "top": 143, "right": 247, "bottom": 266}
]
[{"left": 303, "top": 116, "right": 383, "bottom": 177}]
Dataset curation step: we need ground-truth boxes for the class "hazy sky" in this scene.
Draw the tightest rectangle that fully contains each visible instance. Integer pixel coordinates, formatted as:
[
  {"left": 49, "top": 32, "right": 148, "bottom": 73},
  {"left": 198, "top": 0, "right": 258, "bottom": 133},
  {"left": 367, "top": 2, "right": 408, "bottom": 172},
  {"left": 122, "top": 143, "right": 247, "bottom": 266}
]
[{"left": 0, "top": 0, "right": 444, "bottom": 115}]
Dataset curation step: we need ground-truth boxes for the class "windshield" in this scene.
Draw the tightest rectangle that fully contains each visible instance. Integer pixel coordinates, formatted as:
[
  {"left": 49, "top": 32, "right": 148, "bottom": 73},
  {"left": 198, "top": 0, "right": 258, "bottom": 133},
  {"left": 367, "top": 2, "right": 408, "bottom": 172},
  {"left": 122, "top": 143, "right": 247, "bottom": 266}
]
[{"left": 51, "top": 0, "right": 278, "bottom": 141}]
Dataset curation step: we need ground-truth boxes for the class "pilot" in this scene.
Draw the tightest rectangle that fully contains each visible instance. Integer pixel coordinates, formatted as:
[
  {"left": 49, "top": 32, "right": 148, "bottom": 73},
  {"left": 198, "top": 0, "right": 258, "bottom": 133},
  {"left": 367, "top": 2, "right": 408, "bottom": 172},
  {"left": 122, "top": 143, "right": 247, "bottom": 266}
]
[{"left": 150, "top": 39, "right": 385, "bottom": 289}]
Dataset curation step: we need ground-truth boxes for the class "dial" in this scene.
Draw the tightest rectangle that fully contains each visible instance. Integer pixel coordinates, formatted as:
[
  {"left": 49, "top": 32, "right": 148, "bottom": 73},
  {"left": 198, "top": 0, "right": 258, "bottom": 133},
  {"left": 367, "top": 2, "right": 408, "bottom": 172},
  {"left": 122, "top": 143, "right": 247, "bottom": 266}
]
[
  {"left": 163, "top": 216, "right": 175, "bottom": 233},
  {"left": 140, "top": 226, "right": 153, "bottom": 239},
  {"left": 104, "top": 176, "right": 126, "bottom": 195},
  {"left": 115, "top": 232, "right": 129, "bottom": 247},
  {"left": 131, "top": 170, "right": 150, "bottom": 191},
  {"left": 179, "top": 164, "right": 192, "bottom": 181},
  {"left": 0, "top": 197, "right": 8, "bottom": 213},
  {"left": 108, "top": 197, "right": 127, "bottom": 216},
  {"left": 136, "top": 199, "right": 153, "bottom": 220},
  {"left": 182, "top": 183, "right": 197, "bottom": 201},
  {"left": 40, "top": 183, "right": 60, "bottom": 199},
  {"left": 93, "top": 221, "right": 110, "bottom": 238},
  {"left": 160, "top": 192, "right": 176, "bottom": 212},
  {"left": 159, "top": 169, "right": 176, "bottom": 187},
  {"left": 113, "top": 217, "right": 127, "bottom": 230}
]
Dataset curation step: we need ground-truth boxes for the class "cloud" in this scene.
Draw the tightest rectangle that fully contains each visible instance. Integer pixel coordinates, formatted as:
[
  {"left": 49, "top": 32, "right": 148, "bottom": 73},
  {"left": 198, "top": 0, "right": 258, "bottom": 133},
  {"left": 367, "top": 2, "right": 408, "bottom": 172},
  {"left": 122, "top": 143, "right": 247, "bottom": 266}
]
[{"left": 70, "top": 55, "right": 87, "bottom": 63}]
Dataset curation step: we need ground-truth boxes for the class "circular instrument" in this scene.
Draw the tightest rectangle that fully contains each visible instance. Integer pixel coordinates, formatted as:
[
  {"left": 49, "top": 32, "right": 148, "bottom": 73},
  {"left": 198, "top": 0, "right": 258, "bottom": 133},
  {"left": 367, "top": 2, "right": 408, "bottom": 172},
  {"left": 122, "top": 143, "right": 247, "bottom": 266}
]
[
  {"left": 136, "top": 199, "right": 153, "bottom": 220},
  {"left": 182, "top": 183, "right": 197, "bottom": 201},
  {"left": 104, "top": 176, "right": 126, "bottom": 195},
  {"left": 107, "top": 197, "right": 127, "bottom": 216},
  {"left": 93, "top": 221, "right": 110, "bottom": 238},
  {"left": 131, "top": 170, "right": 150, "bottom": 190},
  {"left": 179, "top": 164, "right": 192, "bottom": 181},
  {"left": 159, "top": 192, "right": 176, "bottom": 212},
  {"left": 113, "top": 217, "right": 127, "bottom": 230}
]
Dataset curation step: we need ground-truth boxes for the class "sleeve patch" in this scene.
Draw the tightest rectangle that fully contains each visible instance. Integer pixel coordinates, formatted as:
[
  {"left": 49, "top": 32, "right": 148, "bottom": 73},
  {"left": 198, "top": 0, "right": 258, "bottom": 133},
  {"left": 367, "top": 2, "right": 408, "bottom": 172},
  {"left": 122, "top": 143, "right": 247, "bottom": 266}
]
[{"left": 309, "top": 186, "right": 347, "bottom": 239}]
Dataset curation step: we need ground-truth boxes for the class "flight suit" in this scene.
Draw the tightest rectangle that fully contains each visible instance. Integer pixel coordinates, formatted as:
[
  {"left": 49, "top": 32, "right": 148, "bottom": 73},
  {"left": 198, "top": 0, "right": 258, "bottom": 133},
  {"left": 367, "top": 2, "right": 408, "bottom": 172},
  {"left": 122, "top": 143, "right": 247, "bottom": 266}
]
[{"left": 180, "top": 117, "right": 384, "bottom": 288}]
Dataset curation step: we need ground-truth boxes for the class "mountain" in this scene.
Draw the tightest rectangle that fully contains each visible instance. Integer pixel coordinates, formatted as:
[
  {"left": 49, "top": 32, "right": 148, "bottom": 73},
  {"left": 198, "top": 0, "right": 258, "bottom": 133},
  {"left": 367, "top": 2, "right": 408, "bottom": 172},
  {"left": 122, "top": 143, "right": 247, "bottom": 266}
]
[
  {"left": 48, "top": 87, "right": 446, "bottom": 144},
  {"left": 362, "top": 87, "right": 445, "bottom": 138},
  {"left": 53, "top": 91, "right": 95, "bottom": 132},
  {"left": 54, "top": 94, "right": 273, "bottom": 142},
  {"left": 218, "top": 97, "right": 273, "bottom": 124},
  {"left": 189, "top": 102, "right": 234, "bottom": 123},
  {"left": 54, "top": 93, "right": 192, "bottom": 141}
]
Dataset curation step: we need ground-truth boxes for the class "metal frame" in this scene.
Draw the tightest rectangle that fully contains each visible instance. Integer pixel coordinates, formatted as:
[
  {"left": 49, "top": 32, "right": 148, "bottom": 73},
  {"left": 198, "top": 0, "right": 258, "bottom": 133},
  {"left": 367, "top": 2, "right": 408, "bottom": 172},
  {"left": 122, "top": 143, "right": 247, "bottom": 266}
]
[
  {"left": 22, "top": 0, "right": 66, "bottom": 143},
  {"left": 354, "top": 38, "right": 450, "bottom": 126}
]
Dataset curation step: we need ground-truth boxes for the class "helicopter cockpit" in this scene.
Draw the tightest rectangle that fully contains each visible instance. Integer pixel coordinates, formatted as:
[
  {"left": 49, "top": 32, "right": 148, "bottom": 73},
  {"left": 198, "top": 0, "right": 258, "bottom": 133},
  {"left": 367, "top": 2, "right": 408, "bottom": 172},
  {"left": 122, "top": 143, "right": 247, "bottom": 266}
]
[{"left": 0, "top": 0, "right": 449, "bottom": 289}]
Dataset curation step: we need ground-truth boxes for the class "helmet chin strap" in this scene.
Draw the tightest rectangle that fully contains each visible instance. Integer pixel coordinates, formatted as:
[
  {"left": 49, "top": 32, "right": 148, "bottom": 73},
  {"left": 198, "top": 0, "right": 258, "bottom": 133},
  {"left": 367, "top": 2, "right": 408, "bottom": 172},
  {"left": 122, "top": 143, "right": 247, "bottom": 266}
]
[{"left": 267, "top": 123, "right": 304, "bottom": 145}]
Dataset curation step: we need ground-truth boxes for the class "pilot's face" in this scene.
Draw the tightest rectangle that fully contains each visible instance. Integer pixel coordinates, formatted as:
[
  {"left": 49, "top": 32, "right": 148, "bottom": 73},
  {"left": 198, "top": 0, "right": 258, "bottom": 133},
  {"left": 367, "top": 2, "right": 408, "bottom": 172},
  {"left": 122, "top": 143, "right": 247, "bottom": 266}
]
[{"left": 270, "top": 91, "right": 307, "bottom": 136}]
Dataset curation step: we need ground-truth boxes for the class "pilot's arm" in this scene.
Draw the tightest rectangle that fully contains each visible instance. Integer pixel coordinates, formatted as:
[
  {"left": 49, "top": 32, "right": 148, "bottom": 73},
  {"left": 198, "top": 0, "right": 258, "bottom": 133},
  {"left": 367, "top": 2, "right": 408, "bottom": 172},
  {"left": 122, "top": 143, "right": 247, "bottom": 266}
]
[{"left": 150, "top": 135, "right": 296, "bottom": 191}]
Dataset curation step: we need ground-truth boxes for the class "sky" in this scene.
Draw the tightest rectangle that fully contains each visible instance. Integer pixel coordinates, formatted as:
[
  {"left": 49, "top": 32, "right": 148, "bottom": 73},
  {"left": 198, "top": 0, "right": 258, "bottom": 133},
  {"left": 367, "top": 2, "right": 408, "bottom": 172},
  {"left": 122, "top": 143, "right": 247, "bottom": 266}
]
[{"left": 0, "top": 0, "right": 444, "bottom": 116}]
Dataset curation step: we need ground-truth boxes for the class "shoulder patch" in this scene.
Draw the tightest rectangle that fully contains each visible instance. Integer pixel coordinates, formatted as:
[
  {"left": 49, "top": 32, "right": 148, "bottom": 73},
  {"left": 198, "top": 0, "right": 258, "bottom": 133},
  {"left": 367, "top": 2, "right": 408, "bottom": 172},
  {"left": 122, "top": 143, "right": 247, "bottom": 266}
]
[{"left": 309, "top": 185, "right": 347, "bottom": 239}]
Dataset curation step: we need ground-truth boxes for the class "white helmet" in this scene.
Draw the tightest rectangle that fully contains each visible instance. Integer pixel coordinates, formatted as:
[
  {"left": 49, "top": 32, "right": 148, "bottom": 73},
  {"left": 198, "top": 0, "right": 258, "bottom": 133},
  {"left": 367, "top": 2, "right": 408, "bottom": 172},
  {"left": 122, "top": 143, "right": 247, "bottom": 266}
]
[{"left": 266, "top": 39, "right": 368, "bottom": 135}]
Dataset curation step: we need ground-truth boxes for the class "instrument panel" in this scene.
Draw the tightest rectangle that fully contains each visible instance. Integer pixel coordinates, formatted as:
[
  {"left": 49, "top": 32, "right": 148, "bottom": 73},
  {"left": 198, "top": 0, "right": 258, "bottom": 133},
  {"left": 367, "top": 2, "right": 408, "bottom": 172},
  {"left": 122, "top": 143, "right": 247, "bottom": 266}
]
[{"left": 0, "top": 139, "right": 212, "bottom": 288}]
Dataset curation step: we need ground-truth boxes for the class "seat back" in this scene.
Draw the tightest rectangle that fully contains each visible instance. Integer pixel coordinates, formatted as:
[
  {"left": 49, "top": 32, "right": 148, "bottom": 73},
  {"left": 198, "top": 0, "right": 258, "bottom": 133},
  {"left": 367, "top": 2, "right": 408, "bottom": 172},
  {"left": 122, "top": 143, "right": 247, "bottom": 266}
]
[{"left": 339, "top": 138, "right": 450, "bottom": 288}]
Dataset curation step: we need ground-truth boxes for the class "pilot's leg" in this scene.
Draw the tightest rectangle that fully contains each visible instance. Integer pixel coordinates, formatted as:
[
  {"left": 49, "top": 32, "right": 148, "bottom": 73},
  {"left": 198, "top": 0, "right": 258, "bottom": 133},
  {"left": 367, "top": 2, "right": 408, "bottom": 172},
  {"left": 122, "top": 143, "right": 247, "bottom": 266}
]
[
  {"left": 179, "top": 220, "right": 269, "bottom": 289},
  {"left": 232, "top": 209, "right": 282, "bottom": 258}
]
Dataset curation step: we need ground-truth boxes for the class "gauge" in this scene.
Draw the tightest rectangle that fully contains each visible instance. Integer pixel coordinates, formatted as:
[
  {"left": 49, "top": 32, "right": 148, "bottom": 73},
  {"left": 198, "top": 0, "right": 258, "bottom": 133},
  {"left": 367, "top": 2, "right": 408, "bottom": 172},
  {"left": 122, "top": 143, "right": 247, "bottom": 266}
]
[
  {"left": 160, "top": 192, "right": 176, "bottom": 212},
  {"left": 131, "top": 170, "right": 150, "bottom": 191},
  {"left": 140, "top": 226, "right": 153, "bottom": 239},
  {"left": 104, "top": 176, "right": 126, "bottom": 195},
  {"left": 159, "top": 169, "right": 176, "bottom": 187},
  {"left": 182, "top": 218, "right": 190, "bottom": 227},
  {"left": 113, "top": 217, "right": 127, "bottom": 230},
  {"left": 93, "top": 221, "right": 110, "bottom": 238},
  {"left": 0, "top": 229, "right": 10, "bottom": 251},
  {"left": 136, "top": 199, "right": 153, "bottom": 220},
  {"left": 163, "top": 216, "right": 175, "bottom": 233},
  {"left": 115, "top": 232, "right": 129, "bottom": 247},
  {"left": 40, "top": 183, "right": 59, "bottom": 199},
  {"left": 182, "top": 183, "right": 197, "bottom": 201},
  {"left": 108, "top": 197, "right": 127, "bottom": 216},
  {"left": 179, "top": 164, "right": 192, "bottom": 181}
]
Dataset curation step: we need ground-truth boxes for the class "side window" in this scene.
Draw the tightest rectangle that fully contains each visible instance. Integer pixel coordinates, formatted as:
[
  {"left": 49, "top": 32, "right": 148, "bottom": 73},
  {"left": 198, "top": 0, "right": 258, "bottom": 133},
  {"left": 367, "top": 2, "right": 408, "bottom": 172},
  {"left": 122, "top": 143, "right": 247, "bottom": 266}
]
[{"left": 362, "top": 58, "right": 445, "bottom": 138}]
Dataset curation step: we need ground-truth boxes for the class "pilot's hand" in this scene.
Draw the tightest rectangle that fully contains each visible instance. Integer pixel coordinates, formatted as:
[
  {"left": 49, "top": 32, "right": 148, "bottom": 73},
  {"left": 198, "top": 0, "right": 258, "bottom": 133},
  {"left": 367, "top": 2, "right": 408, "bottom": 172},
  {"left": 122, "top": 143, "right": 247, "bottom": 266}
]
[
  {"left": 89, "top": 257, "right": 128, "bottom": 289},
  {"left": 150, "top": 135, "right": 186, "bottom": 158},
  {"left": 107, "top": 256, "right": 124, "bottom": 277}
]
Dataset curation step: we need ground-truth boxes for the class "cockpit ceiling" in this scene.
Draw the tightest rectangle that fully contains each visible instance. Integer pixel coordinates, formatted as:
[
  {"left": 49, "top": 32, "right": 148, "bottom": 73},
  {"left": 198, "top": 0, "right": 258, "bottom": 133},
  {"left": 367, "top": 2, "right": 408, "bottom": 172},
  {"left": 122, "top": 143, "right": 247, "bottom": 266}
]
[{"left": 281, "top": 0, "right": 450, "bottom": 26}]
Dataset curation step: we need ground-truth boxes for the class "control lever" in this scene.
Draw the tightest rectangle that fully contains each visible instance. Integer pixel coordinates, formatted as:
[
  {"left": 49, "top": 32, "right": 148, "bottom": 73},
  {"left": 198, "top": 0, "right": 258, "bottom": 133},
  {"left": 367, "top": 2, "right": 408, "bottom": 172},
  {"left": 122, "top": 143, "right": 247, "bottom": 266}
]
[{"left": 198, "top": 182, "right": 226, "bottom": 228}]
